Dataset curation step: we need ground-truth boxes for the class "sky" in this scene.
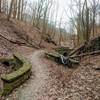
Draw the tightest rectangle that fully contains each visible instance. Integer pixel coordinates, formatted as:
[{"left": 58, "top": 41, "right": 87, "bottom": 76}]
[
  {"left": 54, "top": 0, "right": 70, "bottom": 25},
  {"left": 8, "top": 0, "right": 73, "bottom": 31},
  {"left": 8, "top": 0, "right": 100, "bottom": 32},
  {"left": 53, "top": 0, "right": 75, "bottom": 30},
  {"left": 27, "top": 0, "right": 71, "bottom": 29}
]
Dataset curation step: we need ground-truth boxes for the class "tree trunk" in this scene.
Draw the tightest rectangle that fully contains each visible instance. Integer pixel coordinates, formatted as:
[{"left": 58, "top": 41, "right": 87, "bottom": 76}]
[
  {"left": 13, "top": 0, "right": 17, "bottom": 19},
  {"left": 17, "top": 0, "right": 21, "bottom": 20},
  {"left": 0, "top": 0, "right": 1, "bottom": 13},
  {"left": 7, "top": 0, "right": 14, "bottom": 21},
  {"left": 21, "top": 0, "right": 24, "bottom": 21}
]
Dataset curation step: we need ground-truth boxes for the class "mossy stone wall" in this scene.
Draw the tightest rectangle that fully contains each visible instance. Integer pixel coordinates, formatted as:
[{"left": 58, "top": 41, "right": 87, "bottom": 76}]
[{"left": 0, "top": 54, "right": 32, "bottom": 96}]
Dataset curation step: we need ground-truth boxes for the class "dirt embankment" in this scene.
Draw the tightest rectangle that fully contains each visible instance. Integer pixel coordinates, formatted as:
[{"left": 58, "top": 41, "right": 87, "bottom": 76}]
[{"left": 0, "top": 14, "right": 56, "bottom": 57}]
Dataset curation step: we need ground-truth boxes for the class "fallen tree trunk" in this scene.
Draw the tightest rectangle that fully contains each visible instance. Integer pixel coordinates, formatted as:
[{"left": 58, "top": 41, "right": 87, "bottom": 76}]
[
  {"left": 69, "top": 58, "right": 79, "bottom": 64},
  {"left": 45, "top": 36, "right": 100, "bottom": 67},
  {"left": 70, "top": 50, "right": 100, "bottom": 58},
  {"left": 0, "top": 34, "right": 40, "bottom": 49},
  {"left": 55, "top": 46, "right": 73, "bottom": 55},
  {"left": 45, "top": 52, "right": 61, "bottom": 61},
  {"left": 45, "top": 52, "right": 79, "bottom": 67},
  {"left": 69, "top": 36, "right": 100, "bottom": 56},
  {"left": 69, "top": 44, "right": 85, "bottom": 56}
]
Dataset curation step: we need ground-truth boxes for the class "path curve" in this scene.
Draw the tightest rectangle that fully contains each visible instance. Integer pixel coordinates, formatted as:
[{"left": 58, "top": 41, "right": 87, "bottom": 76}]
[{"left": 8, "top": 50, "right": 49, "bottom": 100}]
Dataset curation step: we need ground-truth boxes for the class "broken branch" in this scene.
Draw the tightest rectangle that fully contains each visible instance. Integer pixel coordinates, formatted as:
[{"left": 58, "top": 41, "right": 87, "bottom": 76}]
[{"left": 70, "top": 50, "right": 100, "bottom": 58}]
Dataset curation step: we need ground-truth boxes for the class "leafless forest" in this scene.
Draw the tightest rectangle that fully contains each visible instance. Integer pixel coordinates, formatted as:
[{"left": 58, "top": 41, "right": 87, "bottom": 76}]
[{"left": 0, "top": 0, "right": 100, "bottom": 100}]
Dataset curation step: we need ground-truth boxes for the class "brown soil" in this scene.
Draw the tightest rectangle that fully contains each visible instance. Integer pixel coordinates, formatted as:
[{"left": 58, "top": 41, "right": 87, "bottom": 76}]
[
  {"left": 0, "top": 14, "right": 56, "bottom": 100},
  {"left": 6, "top": 51, "right": 100, "bottom": 100},
  {"left": 0, "top": 14, "right": 99, "bottom": 100}
]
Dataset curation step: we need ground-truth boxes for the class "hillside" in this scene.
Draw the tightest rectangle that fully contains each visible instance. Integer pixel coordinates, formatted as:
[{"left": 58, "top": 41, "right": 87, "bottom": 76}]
[
  {"left": 0, "top": 14, "right": 56, "bottom": 57},
  {"left": 0, "top": 15, "right": 100, "bottom": 100},
  {"left": 0, "top": 0, "right": 100, "bottom": 99}
]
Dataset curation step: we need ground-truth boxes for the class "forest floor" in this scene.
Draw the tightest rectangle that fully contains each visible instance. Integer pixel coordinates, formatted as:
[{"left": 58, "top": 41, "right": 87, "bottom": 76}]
[
  {"left": 6, "top": 51, "right": 100, "bottom": 100},
  {"left": 0, "top": 14, "right": 99, "bottom": 100}
]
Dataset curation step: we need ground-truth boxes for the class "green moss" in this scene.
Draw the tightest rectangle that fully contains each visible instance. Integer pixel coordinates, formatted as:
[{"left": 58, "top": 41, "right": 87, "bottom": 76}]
[
  {"left": 0, "top": 54, "right": 32, "bottom": 96},
  {"left": 1, "top": 54, "right": 32, "bottom": 82},
  {"left": 55, "top": 47, "right": 73, "bottom": 55},
  {"left": 2, "top": 70, "right": 31, "bottom": 96},
  {"left": 0, "top": 91, "right": 3, "bottom": 96},
  {"left": 13, "top": 55, "right": 23, "bottom": 70},
  {"left": 45, "top": 52, "right": 61, "bottom": 61}
]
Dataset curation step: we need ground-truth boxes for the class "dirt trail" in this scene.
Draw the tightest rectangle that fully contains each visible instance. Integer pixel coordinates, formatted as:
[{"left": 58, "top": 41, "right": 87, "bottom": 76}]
[
  {"left": 7, "top": 50, "right": 75, "bottom": 100},
  {"left": 6, "top": 50, "right": 49, "bottom": 100},
  {"left": 6, "top": 50, "right": 100, "bottom": 100}
]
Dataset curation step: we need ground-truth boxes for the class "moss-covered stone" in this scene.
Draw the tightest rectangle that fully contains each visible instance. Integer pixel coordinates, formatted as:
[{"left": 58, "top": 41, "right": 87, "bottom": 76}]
[
  {"left": 2, "top": 70, "right": 31, "bottom": 96},
  {"left": 1, "top": 54, "right": 32, "bottom": 96},
  {"left": 0, "top": 57, "right": 14, "bottom": 66}
]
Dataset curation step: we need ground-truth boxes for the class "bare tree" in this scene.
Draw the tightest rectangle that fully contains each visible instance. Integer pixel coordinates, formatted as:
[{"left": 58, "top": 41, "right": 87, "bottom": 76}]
[
  {"left": 7, "top": 0, "right": 14, "bottom": 21},
  {"left": 0, "top": 0, "right": 1, "bottom": 12},
  {"left": 20, "top": 0, "right": 24, "bottom": 21},
  {"left": 13, "top": 0, "right": 17, "bottom": 19},
  {"left": 58, "top": 13, "right": 63, "bottom": 46},
  {"left": 17, "top": 0, "right": 21, "bottom": 20},
  {"left": 67, "top": 0, "right": 98, "bottom": 45},
  {"left": 35, "top": 0, "right": 44, "bottom": 28}
]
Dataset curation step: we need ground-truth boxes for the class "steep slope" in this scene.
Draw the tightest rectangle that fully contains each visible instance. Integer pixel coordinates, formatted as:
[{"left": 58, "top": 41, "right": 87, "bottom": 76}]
[{"left": 0, "top": 14, "right": 56, "bottom": 57}]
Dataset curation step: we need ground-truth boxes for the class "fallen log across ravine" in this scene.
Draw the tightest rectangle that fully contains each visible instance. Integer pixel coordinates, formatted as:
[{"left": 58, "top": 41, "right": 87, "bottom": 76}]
[{"left": 45, "top": 36, "right": 100, "bottom": 67}]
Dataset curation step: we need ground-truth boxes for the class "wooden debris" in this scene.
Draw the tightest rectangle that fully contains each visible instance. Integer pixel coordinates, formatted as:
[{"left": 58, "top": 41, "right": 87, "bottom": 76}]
[
  {"left": 45, "top": 52, "right": 79, "bottom": 67},
  {"left": 70, "top": 50, "right": 100, "bottom": 58},
  {"left": 45, "top": 36, "right": 100, "bottom": 67},
  {"left": 69, "top": 36, "right": 100, "bottom": 56},
  {"left": 0, "top": 33, "right": 40, "bottom": 49}
]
